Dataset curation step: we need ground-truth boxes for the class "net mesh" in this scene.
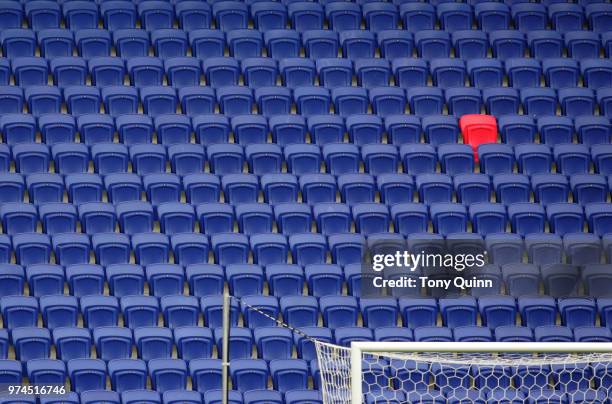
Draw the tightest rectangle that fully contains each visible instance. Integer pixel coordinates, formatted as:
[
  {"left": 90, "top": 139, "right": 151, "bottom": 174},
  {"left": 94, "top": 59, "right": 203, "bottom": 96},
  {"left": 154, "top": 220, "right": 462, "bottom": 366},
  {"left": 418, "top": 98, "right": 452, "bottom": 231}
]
[{"left": 314, "top": 341, "right": 612, "bottom": 404}]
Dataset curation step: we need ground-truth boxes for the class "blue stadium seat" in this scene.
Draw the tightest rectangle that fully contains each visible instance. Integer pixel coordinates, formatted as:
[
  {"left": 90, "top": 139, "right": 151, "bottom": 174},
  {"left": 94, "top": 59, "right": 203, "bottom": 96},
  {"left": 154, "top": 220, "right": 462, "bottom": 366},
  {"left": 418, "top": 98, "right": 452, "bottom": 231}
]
[
  {"left": 326, "top": 2, "right": 361, "bottom": 31},
  {"left": 1, "top": 29, "right": 36, "bottom": 59},
  {"left": 598, "top": 88, "right": 612, "bottom": 120},
  {"left": 27, "top": 359, "right": 66, "bottom": 385},
  {"left": 100, "top": 1, "right": 136, "bottom": 30},
  {"left": 489, "top": 30, "right": 526, "bottom": 60},
  {"left": 320, "top": 296, "right": 358, "bottom": 328},
  {"left": 180, "top": 88, "right": 216, "bottom": 118},
  {"left": 67, "top": 359, "right": 107, "bottom": 393},
  {"left": 0, "top": 1, "right": 23, "bottom": 30},
  {"left": 104, "top": 173, "right": 141, "bottom": 204},
  {"left": 116, "top": 201, "right": 154, "bottom": 235},
  {"left": 133, "top": 327, "right": 173, "bottom": 361},
  {"left": 38, "top": 203, "right": 76, "bottom": 235},
  {"left": 378, "top": 30, "right": 413, "bottom": 60},
  {"left": 255, "top": 86, "right": 292, "bottom": 117},
  {"left": 178, "top": 268, "right": 218, "bottom": 306},
  {"left": 564, "top": 233, "right": 602, "bottom": 266},
  {"left": 264, "top": 29, "right": 301, "bottom": 59},
  {"left": 74, "top": 29, "right": 111, "bottom": 59},
  {"left": 121, "top": 296, "right": 159, "bottom": 329},
  {"left": 293, "top": 88, "right": 331, "bottom": 119},
  {"left": 92, "top": 326, "right": 133, "bottom": 361},
  {"left": 39, "top": 30, "right": 74, "bottom": 59},
  {"left": 162, "top": 296, "right": 200, "bottom": 328},
  {"left": 90, "top": 143, "right": 128, "bottom": 175},
  {"left": 250, "top": 233, "right": 287, "bottom": 265},
  {"left": 571, "top": 174, "right": 608, "bottom": 204},
  {"left": 25, "top": 1, "right": 60, "bottom": 30},
  {"left": 101, "top": 86, "right": 138, "bottom": 117},
  {"left": 52, "top": 232, "right": 90, "bottom": 266},
  {"left": 495, "top": 326, "right": 533, "bottom": 342},
  {"left": 64, "top": 173, "right": 103, "bottom": 204},
  {"left": 487, "top": 234, "right": 524, "bottom": 266},
  {"left": 270, "top": 359, "right": 309, "bottom": 393},
  {"left": 133, "top": 234, "right": 170, "bottom": 266},
  {"left": 574, "top": 326, "right": 612, "bottom": 342},
  {"left": 535, "top": 325, "right": 574, "bottom": 343},
  {"left": 112, "top": 29, "right": 149, "bottom": 58},
  {"left": 454, "top": 326, "right": 493, "bottom": 342},
  {"left": 213, "top": 1, "right": 248, "bottom": 31},
  {"left": 280, "top": 296, "right": 318, "bottom": 327},
  {"left": 527, "top": 30, "right": 563, "bottom": 59},
  {"left": 189, "top": 29, "right": 225, "bottom": 60},
  {"left": 482, "top": 87, "right": 520, "bottom": 115},
  {"left": 121, "top": 390, "right": 161, "bottom": 404},
  {"left": 546, "top": 203, "right": 585, "bottom": 238},
  {"left": 213, "top": 327, "right": 250, "bottom": 360},
  {"left": 25, "top": 86, "right": 61, "bottom": 116},
  {"left": 126, "top": 57, "right": 164, "bottom": 87},
  {"left": 307, "top": 263, "right": 343, "bottom": 297},
  {"left": 190, "top": 359, "right": 223, "bottom": 392},
  {"left": 0, "top": 86, "right": 23, "bottom": 115},
  {"left": 235, "top": 203, "right": 273, "bottom": 235},
  {"left": 80, "top": 295, "right": 119, "bottom": 329},
  {"left": 1, "top": 202, "right": 38, "bottom": 235},
  {"left": 80, "top": 391, "right": 120, "bottom": 404},
  {"left": 437, "top": 3, "right": 473, "bottom": 32},
  {"left": 415, "top": 30, "right": 451, "bottom": 60},
  {"left": 227, "top": 30, "right": 263, "bottom": 60},
  {"left": 221, "top": 173, "right": 259, "bottom": 205},
  {"left": 407, "top": 87, "right": 444, "bottom": 116},
  {"left": 140, "top": 87, "right": 177, "bottom": 118},
  {"left": 143, "top": 173, "right": 181, "bottom": 205},
  {"left": 548, "top": 3, "right": 584, "bottom": 32},
  {"left": 505, "top": 58, "right": 542, "bottom": 89},
  {"left": 151, "top": 29, "right": 188, "bottom": 59},
  {"left": 157, "top": 203, "right": 196, "bottom": 235},
  {"left": 329, "top": 233, "right": 365, "bottom": 265},
  {"left": 79, "top": 202, "right": 117, "bottom": 235},
  {"left": 165, "top": 58, "right": 201, "bottom": 88},
  {"left": 422, "top": 115, "right": 459, "bottom": 146},
  {"left": 355, "top": 59, "right": 391, "bottom": 89},
  {"left": 452, "top": 30, "right": 488, "bottom": 59},
  {"left": 116, "top": 114, "right": 154, "bottom": 145},
  {"left": 174, "top": 326, "right": 214, "bottom": 360},
  {"left": 437, "top": 144, "right": 474, "bottom": 176},
  {"left": 148, "top": 359, "right": 188, "bottom": 393},
  {"left": 25, "top": 173, "right": 64, "bottom": 204},
  {"left": 0, "top": 235, "right": 9, "bottom": 265},
  {"left": 251, "top": 2, "right": 287, "bottom": 31},
  {"left": 294, "top": 327, "right": 332, "bottom": 362},
  {"left": 525, "top": 233, "right": 563, "bottom": 265},
  {"left": 183, "top": 174, "right": 221, "bottom": 205},
  {"left": 507, "top": 202, "right": 546, "bottom": 236},
  {"left": 542, "top": 58, "right": 579, "bottom": 90},
  {"left": 0, "top": 265, "right": 24, "bottom": 297},
  {"left": 445, "top": 87, "right": 482, "bottom": 117},
  {"left": 253, "top": 326, "right": 292, "bottom": 359},
  {"left": 89, "top": 57, "right": 125, "bottom": 87},
  {"left": 475, "top": 3, "right": 510, "bottom": 32},
  {"left": 52, "top": 327, "right": 91, "bottom": 362},
  {"left": 231, "top": 115, "right": 268, "bottom": 146},
  {"left": 581, "top": 59, "right": 612, "bottom": 90},
  {"left": 243, "top": 391, "right": 282, "bottom": 404},
  {"left": 575, "top": 116, "right": 611, "bottom": 147},
  {"left": 360, "top": 298, "right": 398, "bottom": 329},
  {"left": 400, "top": 144, "right": 436, "bottom": 175},
  {"left": 514, "top": 144, "right": 552, "bottom": 176},
  {"left": 430, "top": 203, "right": 468, "bottom": 235},
  {"left": 288, "top": 2, "right": 323, "bottom": 33},
  {"left": 530, "top": 173, "right": 568, "bottom": 205},
  {"left": 92, "top": 232, "right": 130, "bottom": 266},
  {"left": 211, "top": 233, "right": 250, "bottom": 266},
  {"left": 277, "top": 59, "right": 315, "bottom": 89},
  {"left": 176, "top": 1, "right": 210, "bottom": 31},
  {"left": 51, "top": 57, "right": 86, "bottom": 88},
  {"left": 413, "top": 326, "right": 453, "bottom": 342},
  {"left": 168, "top": 144, "right": 204, "bottom": 175},
  {"left": 554, "top": 144, "right": 591, "bottom": 175},
  {"left": 1, "top": 295, "right": 38, "bottom": 328},
  {"left": 229, "top": 359, "right": 269, "bottom": 393},
  {"left": 64, "top": 87, "right": 100, "bottom": 117},
  {"left": 479, "top": 144, "right": 515, "bottom": 175},
  {"left": 392, "top": 58, "right": 428, "bottom": 89},
  {"left": 242, "top": 58, "right": 277, "bottom": 89},
  {"left": 518, "top": 296, "right": 557, "bottom": 328},
  {"left": 163, "top": 391, "right": 202, "bottom": 404},
  {"left": 313, "top": 203, "right": 351, "bottom": 235},
  {"left": 455, "top": 175, "right": 492, "bottom": 205},
  {"left": 143, "top": 266, "right": 182, "bottom": 298},
  {"left": 12, "top": 328, "right": 50, "bottom": 362},
  {"left": 266, "top": 265, "right": 304, "bottom": 297},
  {"left": 369, "top": 87, "right": 406, "bottom": 118},
  {"left": 400, "top": 3, "right": 435, "bottom": 32},
  {"left": 217, "top": 86, "right": 253, "bottom": 117},
  {"left": 306, "top": 116, "right": 342, "bottom": 146},
  {"left": 332, "top": 87, "right": 369, "bottom": 117},
  {"left": 197, "top": 203, "right": 234, "bottom": 235},
  {"left": 566, "top": 31, "right": 602, "bottom": 60},
  {"left": 289, "top": 233, "right": 328, "bottom": 266},
  {"left": 558, "top": 297, "right": 597, "bottom": 329},
  {"left": 559, "top": 88, "right": 596, "bottom": 118},
  {"left": 206, "top": 144, "right": 243, "bottom": 175},
  {"left": 585, "top": 202, "right": 612, "bottom": 237},
  {"left": 430, "top": 58, "right": 466, "bottom": 89}
]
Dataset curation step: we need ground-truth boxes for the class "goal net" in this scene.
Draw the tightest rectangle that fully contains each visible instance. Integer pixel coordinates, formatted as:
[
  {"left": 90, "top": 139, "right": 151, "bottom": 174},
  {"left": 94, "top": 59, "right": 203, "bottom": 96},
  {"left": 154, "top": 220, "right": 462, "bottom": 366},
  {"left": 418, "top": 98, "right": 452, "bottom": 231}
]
[{"left": 315, "top": 341, "right": 612, "bottom": 404}]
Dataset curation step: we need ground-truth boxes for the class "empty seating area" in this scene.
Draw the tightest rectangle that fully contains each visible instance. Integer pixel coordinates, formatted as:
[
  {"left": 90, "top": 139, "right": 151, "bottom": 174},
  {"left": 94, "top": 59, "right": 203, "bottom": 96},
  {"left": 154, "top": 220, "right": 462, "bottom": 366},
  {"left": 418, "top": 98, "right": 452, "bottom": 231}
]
[{"left": 0, "top": 0, "right": 612, "bottom": 403}]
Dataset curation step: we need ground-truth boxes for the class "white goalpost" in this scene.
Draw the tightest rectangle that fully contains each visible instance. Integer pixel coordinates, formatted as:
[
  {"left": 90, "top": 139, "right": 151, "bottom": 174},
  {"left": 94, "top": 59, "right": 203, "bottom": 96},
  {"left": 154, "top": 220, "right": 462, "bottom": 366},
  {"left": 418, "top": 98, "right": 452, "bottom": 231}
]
[{"left": 315, "top": 341, "right": 612, "bottom": 404}]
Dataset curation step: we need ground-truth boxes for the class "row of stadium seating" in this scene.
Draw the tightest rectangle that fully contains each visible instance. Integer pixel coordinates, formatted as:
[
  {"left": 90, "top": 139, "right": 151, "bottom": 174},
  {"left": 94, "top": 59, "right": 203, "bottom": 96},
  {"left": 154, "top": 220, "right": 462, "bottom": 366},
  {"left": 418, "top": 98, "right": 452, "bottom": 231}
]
[
  {"left": 3, "top": 27, "right": 612, "bottom": 61},
  {"left": 0, "top": 1, "right": 609, "bottom": 33},
  {"left": 4, "top": 55, "right": 612, "bottom": 92},
  {"left": 3, "top": 292, "right": 612, "bottom": 329},
  {"left": 2, "top": 260, "right": 612, "bottom": 297}
]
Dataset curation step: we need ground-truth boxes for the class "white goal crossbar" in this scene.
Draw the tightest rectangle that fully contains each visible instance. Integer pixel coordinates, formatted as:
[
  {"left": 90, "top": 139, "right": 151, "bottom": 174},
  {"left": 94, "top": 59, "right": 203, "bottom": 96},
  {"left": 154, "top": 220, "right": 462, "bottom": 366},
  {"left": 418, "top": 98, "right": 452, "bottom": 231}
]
[{"left": 314, "top": 341, "right": 612, "bottom": 404}]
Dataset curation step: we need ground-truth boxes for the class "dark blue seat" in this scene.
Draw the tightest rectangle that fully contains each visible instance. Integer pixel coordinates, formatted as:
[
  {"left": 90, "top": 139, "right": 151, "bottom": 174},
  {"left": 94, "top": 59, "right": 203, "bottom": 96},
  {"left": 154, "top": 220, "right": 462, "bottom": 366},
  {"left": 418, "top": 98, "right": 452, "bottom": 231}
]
[
  {"left": 80, "top": 296, "right": 119, "bottom": 329},
  {"left": 326, "top": 2, "right": 361, "bottom": 31},
  {"left": 235, "top": 203, "right": 273, "bottom": 235},
  {"left": 138, "top": 1, "right": 174, "bottom": 30},
  {"left": 566, "top": 31, "right": 602, "bottom": 60},
  {"left": 25, "top": 85, "right": 61, "bottom": 116},
  {"left": 575, "top": 115, "right": 611, "bottom": 147},
  {"left": 79, "top": 202, "right": 116, "bottom": 235},
  {"left": 377, "top": 30, "right": 413, "bottom": 60},
  {"left": 531, "top": 173, "right": 569, "bottom": 205},
  {"left": 190, "top": 359, "right": 223, "bottom": 392},
  {"left": 487, "top": 234, "right": 524, "bottom": 266},
  {"left": 92, "top": 326, "right": 133, "bottom": 361},
  {"left": 90, "top": 57, "right": 125, "bottom": 87},
  {"left": 481, "top": 88, "right": 519, "bottom": 117},
  {"left": 400, "top": 3, "right": 435, "bottom": 32},
  {"left": 437, "top": 3, "right": 473, "bottom": 32},
  {"left": 549, "top": 3, "right": 585, "bottom": 32},
  {"left": 414, "top": 30, "right": 451, "bottom": 60},
  {"left": 157, "top": 203, "right": 196, "bottom": 235},
  {"left": 392, "top": 58, "right": 428, "bottom": 89},
  {"left": 489, "top": 30, "right": 526, "bottom": 60},
  {"left": 39, "top": 30, "right": 74, "bottom": 59},
  {"left": 518, "top": 296, "right": 557, "bottom": 328},
  {"left": 190, "top": 29, "right": 225, "bottom": 59},
  {"left": 264, "top": 29, "right": 300, "bottom": 59},
  {"left": 229, "top": 359, "right": 269, "bottom": 393},
  {"left": 571, "top": 174, "right": 608, "bottom": 205},
  {"left": 1, "top": 29, "right": 36, "bottom": 59},
  {"left": 121, "top": 296, "right": 159, "bottom": 329},
  {"left": 0, "top": 1, "right": 23, "bottom": 30},
  {"left": 168, "top": 144, "right": 204, "bottom": 175},
  {"left": 176, "top": 2, "right": 211, "bottom": 31},
  {"left": 113, "top": 29, "right": 150, "bottom": 58},
  {"left": 227, "top": 30, "right": 263, "bottom": 60},
  {"left": 515, "top": 144, "right": 552, "bottom": 175},
  {"left": 277, "top": 58, "right": 315, "bottom": 89},
  {"left": 133, "top": 234, "right": 170, "bottom": 266},
  {"left": 64, "top": 87, "right": 100, "bottom": 117},
  {"left": 407, "top": 87, "right": 444, "bottom": 116},
  {"left": 289, "top": 233, "right": 327, "bottom": 266},
  {"left": 80, "top": 391, "right": 120, "bottom": 404},
  {"left": 151, "top": 29, "right": 188, "bottom": 59},
  {"left": 422, "top": 115, "right": 459, "bottom": 146},
  {"left": 1, "top": 295, "right": 38, "bottom": 328},
  {"left": 288, "top": 3, "right": 324, "bottom": 33},
  {"left": 68, "top": 359, "right": 107, "bottom": 393},
  {"left": 445, "top": 87, "right": 482, "bottom": 117},
  {"left": 133, "top": 327, "right": 173, "bottom": 361},
  {"left": 505, "top": 58, "right": 542, "bottom": 89},
  {"left": 554, "top": 144, "right": 591, "bottom": 175},
  {"left": 241, "top": 58, "right": 277, "bottom": 89},
  {"left": 582, "top": 59, "right": 612, "bottom": 90},
  {"left": 528, "top": 30, "right": 563, "bottom": 59},
  {"left": 143, "top": 173, "right": 181, "bottom": 205},
  {"left": 0, "top": 265, "right": 24, "bottom": 297},
  {"left": 478, "top": 144, "right": 515, "bottom": 175},
  {"left": 430, "top": 58, "right": 466, "bottom": 89},
  {"left": 161, "top": 295, "right": 200, "bottom": 328},
  {"left": 74, "top": 29, "right": 111, "bottom": 59},
  {"left": 475, "top": 3, "right": 510, "bottom": 32},
  {"left": 469, "top": 203, "right": 506, "bottom": 236},
  {"left": 251, "top": 2, "right": 287, "bottom": 31},
  {"left": 211, "top": 233, "right": 250, "bottom": 266},
  {"left": 12, "top": 327, "right": 51, "bottom": 361}
]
